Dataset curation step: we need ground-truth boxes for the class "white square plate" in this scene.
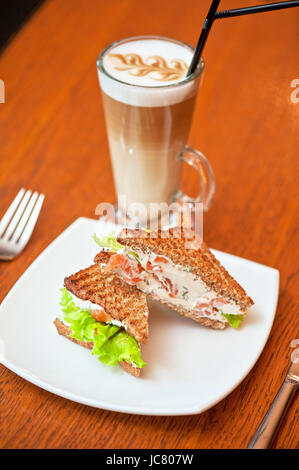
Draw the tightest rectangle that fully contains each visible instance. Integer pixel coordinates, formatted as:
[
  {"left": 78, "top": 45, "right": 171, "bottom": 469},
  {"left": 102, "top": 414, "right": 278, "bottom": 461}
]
[{"left": 0, "top": 217, "right": 279, "bottom": 415}]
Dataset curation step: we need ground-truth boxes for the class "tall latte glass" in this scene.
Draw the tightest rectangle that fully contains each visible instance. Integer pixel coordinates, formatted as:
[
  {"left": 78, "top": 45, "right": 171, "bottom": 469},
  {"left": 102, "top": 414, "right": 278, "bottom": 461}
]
[{"left": 97, "top": 36, "right": 215, "bottom": 223}]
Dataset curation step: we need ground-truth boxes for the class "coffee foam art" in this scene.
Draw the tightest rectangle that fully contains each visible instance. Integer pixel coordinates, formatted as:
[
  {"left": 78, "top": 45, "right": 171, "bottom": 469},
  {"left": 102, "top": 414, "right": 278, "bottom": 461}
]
[{"left": 98, "top": 38, "right": 203, "bottom": 107}]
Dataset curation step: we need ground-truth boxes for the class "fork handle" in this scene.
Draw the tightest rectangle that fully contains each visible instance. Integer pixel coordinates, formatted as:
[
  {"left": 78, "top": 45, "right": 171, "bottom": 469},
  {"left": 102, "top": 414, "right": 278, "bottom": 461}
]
[{"left": 248, "top": 379, "right": 298, "bottom": 448}]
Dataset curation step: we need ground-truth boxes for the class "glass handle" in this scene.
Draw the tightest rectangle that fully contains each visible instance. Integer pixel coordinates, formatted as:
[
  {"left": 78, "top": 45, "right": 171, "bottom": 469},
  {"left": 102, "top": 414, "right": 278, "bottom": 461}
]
[{"left": 178, "top": 146, "right": 216, "bottom": 211}]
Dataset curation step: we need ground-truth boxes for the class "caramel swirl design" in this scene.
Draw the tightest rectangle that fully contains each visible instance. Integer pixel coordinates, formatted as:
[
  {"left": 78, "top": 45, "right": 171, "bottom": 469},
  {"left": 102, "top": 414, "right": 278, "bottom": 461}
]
[{"left": 108, "top": 53, "right": 188, "bottom": 82}]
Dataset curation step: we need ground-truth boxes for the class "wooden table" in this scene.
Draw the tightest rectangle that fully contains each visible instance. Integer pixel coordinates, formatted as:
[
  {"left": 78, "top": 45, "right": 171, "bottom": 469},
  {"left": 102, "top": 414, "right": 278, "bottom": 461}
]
[{"left": 0, "top": 0, "right": 298, "bottom": 449}]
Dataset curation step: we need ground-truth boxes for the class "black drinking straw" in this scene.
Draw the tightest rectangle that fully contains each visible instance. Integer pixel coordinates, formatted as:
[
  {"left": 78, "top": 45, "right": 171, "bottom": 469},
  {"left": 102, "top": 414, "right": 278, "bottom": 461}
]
[
  {"left": 187, "top": 0, "right": 299, "bottom": 76},
  {"left": 187, "top": 0, "right": 221, "bottom": 77}
]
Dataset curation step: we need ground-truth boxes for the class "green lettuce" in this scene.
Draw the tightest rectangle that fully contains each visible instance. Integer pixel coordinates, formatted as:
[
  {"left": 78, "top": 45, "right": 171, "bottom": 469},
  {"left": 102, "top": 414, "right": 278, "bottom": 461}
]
[
  {"left": 93, "top": 232, "right": 139, "bottom": 261},
  {"left": 92, "top": 232, "right": 124, "bottom": 253},
  {"left": 60, "top": 288, "right": 146, "bottom": 368},
  {"left": 221, "top": 313, "right": 244, "bottom": 329}
]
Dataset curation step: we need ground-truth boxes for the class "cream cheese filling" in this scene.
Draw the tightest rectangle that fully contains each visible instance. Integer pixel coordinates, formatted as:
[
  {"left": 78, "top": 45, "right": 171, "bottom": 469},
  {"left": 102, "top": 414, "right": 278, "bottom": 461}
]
[{"left": 124, "top": 249, "right": 243, "bottom": 323}]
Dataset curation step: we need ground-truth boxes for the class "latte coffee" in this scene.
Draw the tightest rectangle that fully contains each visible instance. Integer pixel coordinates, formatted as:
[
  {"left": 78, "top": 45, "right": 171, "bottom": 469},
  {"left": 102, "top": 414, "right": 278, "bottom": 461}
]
[{"left": 97, "top": 36, "right": 205, "bottom": 218}]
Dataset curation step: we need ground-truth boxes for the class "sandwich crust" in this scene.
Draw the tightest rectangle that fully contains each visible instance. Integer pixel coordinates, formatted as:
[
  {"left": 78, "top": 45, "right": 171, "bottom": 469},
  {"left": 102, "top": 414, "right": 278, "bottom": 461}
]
[
  {"left": 54, "top": 318, "right": 141, "bottom": 377},
  {"left": 147, "top": 295, "right": 226, "bottom": 329},
  {"left": 64, "top": 264, "right": 148, "bottom": 344},
  {"left": 94, "top": 250, "right": 114, "bottom": 265},
  {"left": 116, "top": 228, "right": 253, "bottom": 312}
]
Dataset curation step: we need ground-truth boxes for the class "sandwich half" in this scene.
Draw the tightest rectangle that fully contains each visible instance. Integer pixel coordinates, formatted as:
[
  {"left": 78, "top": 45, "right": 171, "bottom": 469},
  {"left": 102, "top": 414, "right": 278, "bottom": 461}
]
[
  {"left": 54, "top": 264, "right": 148, "bottom": 376},
  {"left": 94, "top": 228, "right": 254, "bottom": 330}
]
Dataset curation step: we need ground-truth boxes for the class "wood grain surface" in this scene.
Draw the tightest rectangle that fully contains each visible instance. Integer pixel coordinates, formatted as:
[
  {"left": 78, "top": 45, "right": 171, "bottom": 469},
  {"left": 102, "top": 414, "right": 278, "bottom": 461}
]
[{"left": 0, "top": 0, "right": 298, "bottom": 449}]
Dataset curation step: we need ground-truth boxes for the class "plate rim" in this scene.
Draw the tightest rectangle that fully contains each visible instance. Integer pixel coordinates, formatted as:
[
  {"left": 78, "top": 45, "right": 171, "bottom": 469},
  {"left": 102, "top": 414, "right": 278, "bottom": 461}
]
[{"left": 0, "top": 217, "right": 280, "bottom": 415}]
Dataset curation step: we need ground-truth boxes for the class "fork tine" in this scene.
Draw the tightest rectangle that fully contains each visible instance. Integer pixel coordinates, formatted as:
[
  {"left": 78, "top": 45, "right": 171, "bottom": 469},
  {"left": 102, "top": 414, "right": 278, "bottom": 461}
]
[
  {"left": 11, "top": 192, "right": 39, "bottom": 242},
  {"left": 3, "top": 190, "right": 32, "bottom": 240},
  {"left": 0, "top": 188, "right": 25, "bottom": 236},
  {"left": 18, "top": 194, "right": 44, "bottom": 248}
]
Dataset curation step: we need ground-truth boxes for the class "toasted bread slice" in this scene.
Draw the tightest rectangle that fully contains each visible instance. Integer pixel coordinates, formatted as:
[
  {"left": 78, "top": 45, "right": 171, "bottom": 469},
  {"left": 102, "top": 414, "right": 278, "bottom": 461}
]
[
  {"left": 95, "top": 250, "right": 113, "bottom": 265},
  {"left": 64, "top": 264, "right": 148, "bottom": 344},
  {"left": 54, "top": 318, "right": 140, "bottom": 377}
]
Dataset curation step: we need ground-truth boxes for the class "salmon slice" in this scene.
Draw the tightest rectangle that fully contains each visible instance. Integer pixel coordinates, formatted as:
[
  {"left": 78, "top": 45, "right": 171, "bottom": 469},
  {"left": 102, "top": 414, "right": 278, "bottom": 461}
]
[
  {"left": 106, "top": 253, "right": 144, "bottom": 284},
  {"left": 193, "top": 297, "right": 229, "bottom": 316},
  {"left": 91, "top": 308, "right": 111, "bottom": 323}
]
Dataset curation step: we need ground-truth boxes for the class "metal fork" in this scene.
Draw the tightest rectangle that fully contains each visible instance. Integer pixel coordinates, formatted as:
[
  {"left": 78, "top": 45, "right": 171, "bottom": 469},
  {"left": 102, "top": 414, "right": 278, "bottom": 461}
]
[{"left": 0, "top": 188, "right": 45, "bottom": 260}]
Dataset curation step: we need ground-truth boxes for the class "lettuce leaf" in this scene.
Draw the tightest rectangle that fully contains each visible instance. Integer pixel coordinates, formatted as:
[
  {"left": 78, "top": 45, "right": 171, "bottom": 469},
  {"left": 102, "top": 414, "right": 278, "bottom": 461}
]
[
  {"left": 93, "top": 232, "right": 139, "bottom": 261},
  {"left": 93, "top": 232, "right": 124, "bottom": 253},
  {"left": 221, "top": 313, "right": 244, "bottom": 329},
  {"left": 92, "top": 330, "right": 145, "bottom": 367},
  {"left": 60, "top": 288, "right": 146, "bottom": 368}
]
